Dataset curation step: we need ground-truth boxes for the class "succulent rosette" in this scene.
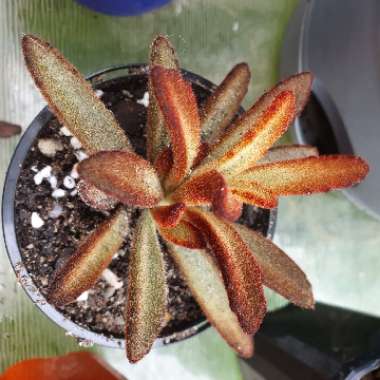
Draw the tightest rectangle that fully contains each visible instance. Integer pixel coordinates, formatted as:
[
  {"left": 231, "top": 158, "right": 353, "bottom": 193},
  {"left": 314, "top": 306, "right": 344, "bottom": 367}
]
[{"left": 21, "top": 34, "right": 369, "bottom": 362}]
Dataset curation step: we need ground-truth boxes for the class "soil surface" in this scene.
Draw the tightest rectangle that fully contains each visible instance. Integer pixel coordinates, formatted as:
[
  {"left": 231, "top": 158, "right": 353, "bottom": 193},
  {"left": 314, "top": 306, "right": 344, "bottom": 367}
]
[{"left": 14, "top": 73, "right": 271, "bottom": 340}]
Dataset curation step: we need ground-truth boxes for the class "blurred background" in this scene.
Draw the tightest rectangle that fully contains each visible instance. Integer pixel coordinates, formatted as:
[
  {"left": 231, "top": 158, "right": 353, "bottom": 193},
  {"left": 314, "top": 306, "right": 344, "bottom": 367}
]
[{"left": 1, "top": 1, "right": 379, "bottom": 379}]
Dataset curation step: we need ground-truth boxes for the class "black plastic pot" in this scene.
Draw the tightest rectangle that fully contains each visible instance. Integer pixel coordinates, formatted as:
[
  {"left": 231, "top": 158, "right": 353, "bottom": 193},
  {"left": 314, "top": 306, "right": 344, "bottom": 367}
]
[{"left": 2, "top": 64, "right": 277, "bottom": 349}]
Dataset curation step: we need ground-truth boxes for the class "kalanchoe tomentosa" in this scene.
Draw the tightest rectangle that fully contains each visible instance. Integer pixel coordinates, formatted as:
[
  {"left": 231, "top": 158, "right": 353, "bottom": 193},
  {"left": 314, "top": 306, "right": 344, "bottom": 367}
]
[{"left": 22, "top": 34, "right": 369, "bottom": 363}]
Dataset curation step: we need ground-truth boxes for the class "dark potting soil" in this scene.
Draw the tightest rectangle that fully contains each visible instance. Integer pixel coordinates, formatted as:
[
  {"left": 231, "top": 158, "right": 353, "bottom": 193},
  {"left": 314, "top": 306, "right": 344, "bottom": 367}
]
[{"left": 14, "top": 73, "right": 271, "bottom": 340}]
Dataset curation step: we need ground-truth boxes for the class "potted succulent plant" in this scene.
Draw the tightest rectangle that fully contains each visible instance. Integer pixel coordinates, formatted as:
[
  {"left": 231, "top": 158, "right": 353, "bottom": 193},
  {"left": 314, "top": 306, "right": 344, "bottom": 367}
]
[{"left": 2, "top": 34, "right": 368, "bottom": 363}]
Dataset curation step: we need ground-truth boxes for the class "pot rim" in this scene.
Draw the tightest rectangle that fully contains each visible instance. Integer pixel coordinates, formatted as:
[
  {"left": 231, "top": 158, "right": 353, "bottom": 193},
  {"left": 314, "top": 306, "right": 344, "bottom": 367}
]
[{"left": 1, "top": 64, "right": 277, "bottom": 349}]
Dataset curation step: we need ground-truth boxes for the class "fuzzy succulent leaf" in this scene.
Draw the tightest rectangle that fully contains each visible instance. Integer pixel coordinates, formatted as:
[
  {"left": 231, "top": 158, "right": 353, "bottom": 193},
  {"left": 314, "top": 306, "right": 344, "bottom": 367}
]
[
  {"left": 77, "top": 180, "right": 118, "bottom": 211},
  {"left": 151, "top": 66, "right": 201, "bottom": 191},
  {"left": 258, "top": 144, "right": 319, "bottom": 164},
  {"left": 22, "top": 35, "right": 131, "bottom": 154},
  {"left": 78, "top": 151, "right": 163, "bottom": 207},
  {"left": 196, "top": 91, "right": 296, "bottom": 178},
  {"left": 201, "top": 63, "right": 250, "bottom": 144},
  {"left": 153, "top": 147, "right": 173, "bottom": 182},
  {"left": 158, "top": 220, "right": 206, "bottom": 249},
  {"left": 186, "top": 208, "right": 266, "bottom": 334},
  {"left": 47, "top": 208, "right": 129, "bottom": 306},
  {"left": 235, "top": 155, "right": 369, "bottom": 196},
  {"left": 256, "top": 72, "right": 313, "bottom": 117},
  {"left": 172, "top": 170, "right": 243, "bottom": 222},
  {"left": 125, "top": 210, "right": 167, "bottom": 363},
  {"left": 147, "top": 36, "right": 179, "bottom": 163},
  {"left": 229, "top": 180, "right": 278, "bottom": 209},
  {"left": 151, "top": 203, "right": 186, "bottom": 228},
  {"left": 168, "top": 243, "right": 253, "bottom": 357},
  {"left": 234, "top": 224, "right": 314, "bottom": 309}
]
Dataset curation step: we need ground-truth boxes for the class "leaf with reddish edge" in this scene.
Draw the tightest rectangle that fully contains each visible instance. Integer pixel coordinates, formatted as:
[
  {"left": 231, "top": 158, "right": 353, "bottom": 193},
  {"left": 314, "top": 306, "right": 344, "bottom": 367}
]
[
  {"left": 258, "top": 72, "right": 313, "bottom": 116},
  {"left": 258, "top": 144, "right": 319, "bottom": 165},
  {"left": 196, "top": 71, "right": 313, "bottom": 174},
  {"left": 158, "top": 220, "right": 206, "bottom": 249},
  {"left": 151, "top": 203, "right": 186, "bottom": 228},
  {"left": 234, "top": 224, "right": 314, "bottom": 309},
  {"left": 186, "top": 208, "right": 266, "bottom": 334},
  {"left": 154, "top": 142, "right": 208, "bottom": 182},
  {"left": 197, "top": 91, "right": 296, "bottom": 178},
  {"left": 125, "top": 210, "right": 167, "bottom": 363},
  {"left": 22, "top": 35, "right": 131, "bottom": 154},
  {"left": 192, "top": 141, "right": 210, "bottom": 168},
  {"left": 147, "top": 35, "right": 179, "bottom": 163},
  {"left": 201, "top": 63, "right": 251, "bottom": 144},
  {"left": 154, "top": 147, "right": 173, "bottom": 181},
  {"left": 168, "top": 243, "right": 253, "bottom": 358},
  {"left": 78, "top": 151, "right": 163, "bottom": 207},
  {"left": 236, "top": 155, "right": 369, "bottom": 195},
  {"left": 229, "top": 180, "right": 278, "bottom": 209},
  {"left": 151, "top": 66, "right": 201, "bottom": 191},
  {"left": 47, "top": 208, "right": 129, "bottom": 306},
  {"left": 172, "top": 170, "right": 243, "bottom": 222}
]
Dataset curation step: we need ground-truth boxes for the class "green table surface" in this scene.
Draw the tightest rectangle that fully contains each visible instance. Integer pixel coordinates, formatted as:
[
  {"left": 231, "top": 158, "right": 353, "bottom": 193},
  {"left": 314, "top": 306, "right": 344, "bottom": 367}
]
[{"left": 1, "top": 0, "right": 379, "bottom": 378}]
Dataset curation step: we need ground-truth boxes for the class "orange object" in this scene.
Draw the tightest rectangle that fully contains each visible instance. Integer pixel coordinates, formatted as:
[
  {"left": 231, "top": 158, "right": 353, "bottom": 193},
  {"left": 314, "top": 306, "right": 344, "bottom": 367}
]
[{"left": 1, "top": 352, "right": 126, "bottom": 380}]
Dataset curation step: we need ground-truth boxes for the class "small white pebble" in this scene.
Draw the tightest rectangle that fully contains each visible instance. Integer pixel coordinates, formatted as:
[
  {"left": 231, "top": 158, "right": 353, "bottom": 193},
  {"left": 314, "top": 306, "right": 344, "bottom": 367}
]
[
  {"left": 70, "top": 189, "right": 78, "bottom": 196},
  {"left": 49, "top": 203, "right": 63, "bottom": 219},
  {"left": 33, "top": 165, "right": 52, "bottom": 185},
  {"left": 95, "top": 89, "right": 104, "bottom": 98},
  {"left": 37, "top": 138, "right": 63, "bottom": 157},
  {"left": 47, "top": 175, "right": 58, "bottom": 189},
  {"left": 101, "top": 269, "right": 123, "bottom": 289},
  {"left": 137, "top": 91, "right": 149, "bottom": 107},
  {"left": 59, "top": 126, "right": 72, "bottom": 136},
  {"left": 76, "top": 290, "right": 89, "bottom": 302},
  {"left": 74, "top": 150, "right": 89, "bottom": 162},
  {"left": 31, "top": 212, "right": 44, "bottom": 229},
  {"left": 70, "top": 136, "right": 82, "bottom": 150},
  {"left": 232, "top": 21, "right": 239, "bottom": 32},
  {"left": 52, "top": 188, "right": 66, "bottom": 198},
  {"left": 63, "top": 175, "right": 76, "bottom": 189},
  {"left": 70, "top": 164, "right": 79, "bottom": 179}
]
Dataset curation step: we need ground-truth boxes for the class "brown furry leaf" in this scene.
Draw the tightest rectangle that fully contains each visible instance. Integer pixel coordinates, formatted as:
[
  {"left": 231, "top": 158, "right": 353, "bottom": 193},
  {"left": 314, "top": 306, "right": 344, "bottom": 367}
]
[
  {"left": 77, "top": 180, "right": 118, "bottom": 211},
  {"left": 147, "top": 35, "right": 179, "bottom": 163},
  {"left": 258, "top": 144, "right": 319, "bottom": 164},
  {"left": 196, "top": 91, "right": 296, "bottom": 178},
  {"left": 153, "top": 147, "right": 173, "bottom": 181},
  {"left": 168, "top": 243, "right": 253, "bottom": 358},
  {"left": 125, "top": 211, "right": 167, "bottom": 363},
  {"left": 186, "top": 208, "right": 266, "bottom": 334},
  {"left": 201, "top": 63, "right": 250, "bottom": 144},
  {"left": 151, "top": 66, "right": 201, "bottom": 191},
  {"left": 228, "top": 179, "right": 278, "bottom": 209},
  {"left": 47, "top": 208, "right": 129, "bottom": 306},
  {"left": 159, "top": 220, "right": 206, "bottom": 249},
  {"left": 78, "top": 151, "right": 163, "bottom": 207},
  {"left": 235, "top": 224, "right": 314, "bottom": 309},
  {"left": 237, "top": 155, "right": 369, "bottom": 195},
  {"left": 151, "top": 203, "right": 186, "bottom": 228},
  {"left": 22, "top": 35, "right": 131, "bottom": 154},
  {"left": 172, "top": 170, "right": 242, "bottom": 222}
]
